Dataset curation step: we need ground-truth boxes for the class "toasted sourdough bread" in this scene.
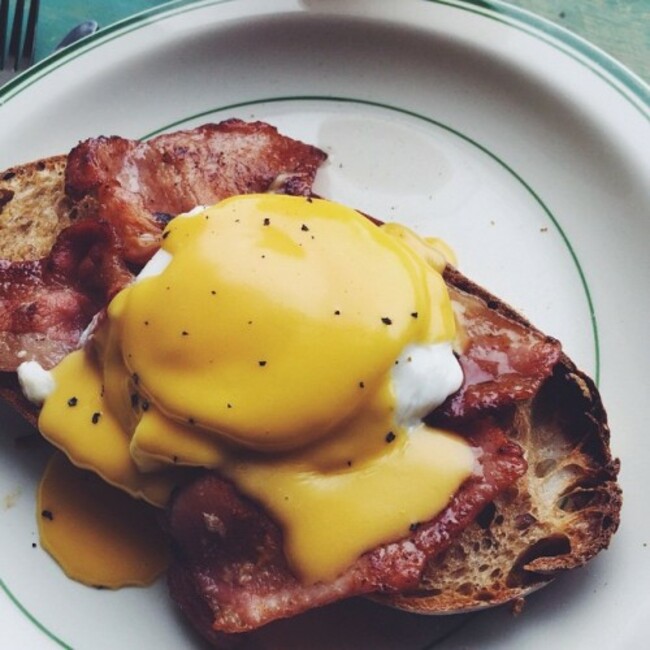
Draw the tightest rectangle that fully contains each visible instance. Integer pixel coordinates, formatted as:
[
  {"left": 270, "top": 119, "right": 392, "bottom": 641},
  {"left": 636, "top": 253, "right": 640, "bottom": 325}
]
[
  {"left": 0, "top": 156, "right": 72, "bottom": 261},
  {"left": 376, "top": 268, "right": 621, "bottom": 613},
  {"left": 0, "top": 155, "right": 621, "bottom": 618},
  {"left": 0, "top": 156, "right": 72, "bottom": 425}
]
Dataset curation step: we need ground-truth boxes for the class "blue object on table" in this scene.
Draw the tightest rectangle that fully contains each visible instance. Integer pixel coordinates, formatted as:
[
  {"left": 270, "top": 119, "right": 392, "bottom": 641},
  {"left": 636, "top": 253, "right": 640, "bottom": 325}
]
[{"left": 55, "top": 19, "right": 99, "bottom": 51}]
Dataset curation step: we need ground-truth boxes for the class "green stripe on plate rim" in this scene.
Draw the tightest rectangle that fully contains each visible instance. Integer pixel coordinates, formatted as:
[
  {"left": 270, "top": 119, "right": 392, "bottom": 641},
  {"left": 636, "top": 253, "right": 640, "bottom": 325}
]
[
  {"left": 0, "top": 0, "right": 647, "bottom": 116},
  {"left": 0, "top": 0, "right": 634, "bottom": 646},
  {"left": 0, "top": 579, "right": 72, "bottom": 649},
  {"left": 435, "top": 0, "right": 649, "bottom": 115}
]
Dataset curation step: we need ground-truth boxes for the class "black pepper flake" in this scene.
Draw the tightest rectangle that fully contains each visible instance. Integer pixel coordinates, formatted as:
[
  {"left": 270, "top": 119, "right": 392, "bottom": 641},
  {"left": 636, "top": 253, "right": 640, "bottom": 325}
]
[
  {"left": 144, "top": 320, "right": 149, "bottom": 326},
  {"left": 100, "top": 384, "right": 105, "bottom": 397},
  {"left": 411, "top": 312, "right": 419, "bottom": 319},
  {"left": 381, "top": 317, "right": 392, "bottom": 325},
  {"left": 41, "top": 509, "right": 54, "bottom": 521},
  {"left": 130, "top": 393, "right": 139, "bottom": 408},
  {"left": 385, "top": 431, "right": 396, "bottom": 443},
  {"left": 181, "top": 330, "right": 189, "bottom": 336},
  {"left": 409, "top": 522, "right": 421, "bottom": 532},
  {"left": 334, "top": 310, "right": 341, "bottom": 316},
  {"left": 172, "top": 455, "right": 179, "bottom": 463},
  {"left": 211, "top": 290, "right": 217, "bottom": 295},
  {"left": 31, "top": 542, "right": 37, "bottom": 548},
  {"left": 359, "top": 381, "right": 365, "bottom": 389},
  {"left": 162, "top": 231, "right": 170, "bottom": 240},
  {"left": 153, "top": 212, "right": 174, "bottom": 227},
  {"left": 142, "top": 400, "right": 150, "bottom": 412},
  {"left": 188, "top": 417, "right": 196, "bottom": 425},
  {"left": 346, "top": 460, "right": 353, "bottom": 467},
  {"left": 263, "top": 217, "right": 270, "bottom": 226},
  {"left": 91, "top": 412, "right": 102, "bottom": 425},
  {"left": 301, "top": 224, "right": 309, "bottom": 232},
  {"left": 258, "top": 360, "right": 267, "bottom": 367},
  {"left": 67, "top": 396, "right": 78, "bottom": 407}
]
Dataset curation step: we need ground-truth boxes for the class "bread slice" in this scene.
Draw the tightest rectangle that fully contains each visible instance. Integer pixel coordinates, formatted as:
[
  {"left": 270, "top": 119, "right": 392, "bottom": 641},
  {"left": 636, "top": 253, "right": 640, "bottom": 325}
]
[
  {"left": 0, "top": 156, "right": 70, "bottom": 423},
  {"left": 374, "top": 267, "right": 621, "bottom": 614},
  {"left": 0, "top": 154, "right": 621, "bottom": 620},
  {"left": 0, "top": 155, "right": 72, "bottom": 261}
]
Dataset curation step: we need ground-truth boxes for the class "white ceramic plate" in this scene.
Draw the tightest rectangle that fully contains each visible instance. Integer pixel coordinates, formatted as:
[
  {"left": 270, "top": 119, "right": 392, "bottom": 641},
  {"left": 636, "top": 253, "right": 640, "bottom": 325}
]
[{"left": 0, "top": 1, "right": 648, "bottom": 648}]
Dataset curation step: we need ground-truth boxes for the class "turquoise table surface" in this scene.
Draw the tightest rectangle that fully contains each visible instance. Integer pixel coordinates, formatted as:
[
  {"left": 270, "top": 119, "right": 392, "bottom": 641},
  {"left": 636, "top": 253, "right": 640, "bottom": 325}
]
[{"left": 34, "top": 0, "right": 650, "bottom": 84}]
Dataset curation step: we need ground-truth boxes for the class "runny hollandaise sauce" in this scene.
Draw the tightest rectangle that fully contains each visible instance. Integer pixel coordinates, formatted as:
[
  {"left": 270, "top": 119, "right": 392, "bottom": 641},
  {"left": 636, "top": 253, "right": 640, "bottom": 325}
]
[{"left": 37, "top": 195, "right": 473, "bottom": 586}]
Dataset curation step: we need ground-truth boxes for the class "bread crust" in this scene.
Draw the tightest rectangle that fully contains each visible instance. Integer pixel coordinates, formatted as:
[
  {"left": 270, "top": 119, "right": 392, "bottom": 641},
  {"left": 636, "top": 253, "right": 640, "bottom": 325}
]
[
  {"left": 374, "top": 268, "right": 621, "bottom": 614},
  {"left": 0, "top": 155, "right": 621, "bottom": 618}
]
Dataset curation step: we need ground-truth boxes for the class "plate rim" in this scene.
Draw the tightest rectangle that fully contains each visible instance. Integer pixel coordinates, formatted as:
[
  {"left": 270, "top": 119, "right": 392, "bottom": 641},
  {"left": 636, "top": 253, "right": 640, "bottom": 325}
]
[
  {"left": 0, "top": 1, "right": 645, "bottom": 648},
  {"left": 0, "top": 0, "right": 648, "bottom": 117}
]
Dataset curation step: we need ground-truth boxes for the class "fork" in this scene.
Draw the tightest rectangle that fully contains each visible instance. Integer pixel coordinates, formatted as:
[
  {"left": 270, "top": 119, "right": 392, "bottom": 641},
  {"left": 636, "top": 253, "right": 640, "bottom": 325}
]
[{"left": 0, "top": 0, "right": 40, "bottom": 86}]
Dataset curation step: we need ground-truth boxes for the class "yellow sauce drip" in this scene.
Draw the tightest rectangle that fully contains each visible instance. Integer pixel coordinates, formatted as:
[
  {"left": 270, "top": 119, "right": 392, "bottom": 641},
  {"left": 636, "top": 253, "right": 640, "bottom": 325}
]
[
  {"left": 39, "top": 348, "right": 181, "bottom": 508},
  {"left": 227, "top": 425, "right": 474, "bottom": 582},
  {"left": 37, "top": 452, "right": 169, "bottom": 588},
  {"left": 37, "top": 194, "right": 474, "bottom": 585}
]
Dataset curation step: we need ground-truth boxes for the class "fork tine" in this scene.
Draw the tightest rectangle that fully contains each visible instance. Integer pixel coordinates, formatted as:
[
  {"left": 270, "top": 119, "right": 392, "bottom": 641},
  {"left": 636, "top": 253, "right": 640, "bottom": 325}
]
[
  {"left": 0, "top": 0, "right": 10, "bottom": 69},
  {"left": 19, "top": 0, "right": 38, "bottom": 70},
  {"left": 6, "top": 0, "right": 25, "bottom": 72}
]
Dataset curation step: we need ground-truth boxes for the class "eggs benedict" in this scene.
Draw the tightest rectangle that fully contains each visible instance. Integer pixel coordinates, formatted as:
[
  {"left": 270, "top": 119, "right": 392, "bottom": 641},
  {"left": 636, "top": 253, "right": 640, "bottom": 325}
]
[
  {"left": 26, "top": 194, "right": 478, "bottom": 586},
  {"left": 0, "top": 123, "right": 621, "bottom": 645}
]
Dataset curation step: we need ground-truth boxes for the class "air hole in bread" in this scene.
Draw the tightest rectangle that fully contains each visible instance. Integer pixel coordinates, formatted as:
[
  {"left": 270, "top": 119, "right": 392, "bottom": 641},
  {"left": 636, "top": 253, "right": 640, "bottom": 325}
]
[
  {"left": 417, "top": 587, "right": 443, "bottom": 597},
  {"left": 602, "top": 515, "right": 614, "bottom": 530},
  {"left": 514, "top": 513, "right": 537, "bottom": 530},
  {"left": 557, "top": 488, "right": 598, "bottom": 512},
  {"left": 476, "top": 590, "right": 495, "bottom": 602},
  {"left": 534, "top": 458, "right": 557, "bottom": 478},
  {"left": 499, "top": 486, "right": 519, "bottom": 505},
  {"left": 475, "top": 502, "right": 496, "bottom": 529},
  {"left": 456, "top": 582, "right": 475, "bottom": 596},
  {"left": 506, "top": 533, "right": 570, "bottom": 587},
  {"left": 0, "top": 188, "right": 14, "bottom": 210}
]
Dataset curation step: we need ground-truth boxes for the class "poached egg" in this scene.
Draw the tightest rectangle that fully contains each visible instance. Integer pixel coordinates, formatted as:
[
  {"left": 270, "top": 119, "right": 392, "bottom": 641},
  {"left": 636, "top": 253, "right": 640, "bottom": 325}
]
[{"left": 25, "top": 194, "right": 474, "bottom": 586}]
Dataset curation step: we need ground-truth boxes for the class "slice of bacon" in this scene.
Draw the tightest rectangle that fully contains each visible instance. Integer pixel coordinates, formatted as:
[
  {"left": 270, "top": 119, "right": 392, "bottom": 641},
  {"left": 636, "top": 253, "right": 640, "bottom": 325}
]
[
  {"left": 166, "top": 421, "right": 526, "bottom": 640},
  {"left": 430, "top": 267, "right": 562, "bottom": 422},
  {"left": 65, "top": 119, "right": 328, "bottom": 265},
  {"left": 0, "top": 220, "right": 131, "bottom": 370},
  {"left": 0, "top": 121, "right": 327, "bottom": 371}
]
